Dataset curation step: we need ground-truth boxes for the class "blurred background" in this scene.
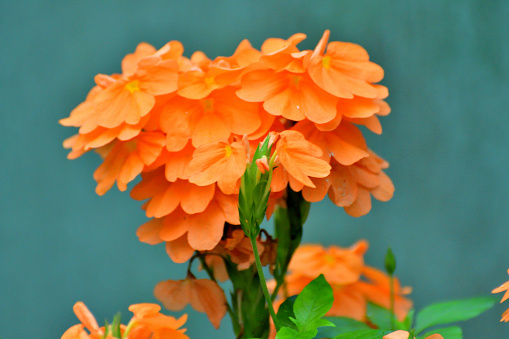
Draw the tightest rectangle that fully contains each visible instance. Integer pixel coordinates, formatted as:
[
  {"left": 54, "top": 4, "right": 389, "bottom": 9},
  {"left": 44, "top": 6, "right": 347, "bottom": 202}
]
[{"left": 1, "top": 1, "right": 508, "bottom": 338}]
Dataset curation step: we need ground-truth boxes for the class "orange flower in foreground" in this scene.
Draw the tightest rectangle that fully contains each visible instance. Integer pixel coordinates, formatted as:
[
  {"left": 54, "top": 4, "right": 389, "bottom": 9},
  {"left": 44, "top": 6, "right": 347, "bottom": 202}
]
[
  {"left": 154, "top": 278, "right": 227, "bottom": 329},
  {"left": 383, "top": 330, "right": 443, "bottom": 339},
  {"left": 492, "top": 268, "right": 509, "bottom": 322},
  {"left": 62, "top": 302, "right": 188, "bottom": 339}
]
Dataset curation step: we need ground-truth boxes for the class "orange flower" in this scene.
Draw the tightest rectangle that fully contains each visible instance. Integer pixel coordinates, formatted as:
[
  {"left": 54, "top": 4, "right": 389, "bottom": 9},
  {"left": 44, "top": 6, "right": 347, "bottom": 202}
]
[
  {"left": 93, "top": 55, "right": 178, "bottom": 129},
  {"left": 272, "top": 130, "right": 331, "bottom": 189},
  {"left": 92, "top": 131, "right": 166, "bottom": 195},
  {"left": 307, "top": 30, "right": 384, "bottom": 99},
  {"left": 154, "top": 278, "right": 227, "bottom": 329},
  {"left": 384, "top": 330, "right": 443, "bottom": 339},
  {"left": 62, "top": 302, "right": 188, "bottom": 339},
  {"left": 302, "top": 151, "right": 394, "bottom": 217},
  {"left": 237, "top": 69, "right": 338, "bottom": 124},
  {"left": 187, "top": 139, "right": 248, "bottom": 194},
  {"left": 160, "top": 87, "right": 261, "bottom": 151},
  {"left": 135, "top": 187, "right": 239, "bottom": 255},
  {"left": 270, "top": 242, "right": 412, "bottom": 324},
  {"left": 492, "top": 268, "right": 509, "bottom": 322},
  {"left": 288, "top": 241, "right": 368, "bottom": 285}
]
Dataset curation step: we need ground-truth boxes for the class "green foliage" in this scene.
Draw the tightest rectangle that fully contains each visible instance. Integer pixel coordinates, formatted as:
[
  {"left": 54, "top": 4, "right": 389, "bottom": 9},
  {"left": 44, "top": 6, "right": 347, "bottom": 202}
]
[
  {"left": 277, "top": 296, "right": 298, "bottom": 330},
  {"left": 111, "top": 312, "right": 122, "bottom": 338},
  {"left": 414, "top": 295, "right": 498, "bottom": 334},
  {"left": 275, "top": 275, "right": 335, "bottom": 339},
  {"left": 315, "top": 317, "right": 370, "bottom": 338},
  {"left": 366, "top": 302, "right": 408, "bottom": 331},
  {"left": 332, "top": 329, "right": 393, "bottom": 339}
]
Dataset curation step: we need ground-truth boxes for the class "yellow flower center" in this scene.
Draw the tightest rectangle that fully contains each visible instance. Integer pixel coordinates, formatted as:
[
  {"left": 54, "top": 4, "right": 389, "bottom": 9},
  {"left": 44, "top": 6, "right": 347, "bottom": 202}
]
[
  {"left": 201, "top": 98, "right": 215, "bottom": 112},
  {"left": 125, "top": 80, "right": 140, "bottom": 94},
  {"left": 204, "top": 76, "right": 216, "bottom": 87},
  {"left": 322, "top": 56, "right": 331, "bottom": 70},
  {"left": 224, "top": 145, "right": 233, "bottom": 157},
  {"left": 324, "top": 254, "right": 335, "bottom": 265}
]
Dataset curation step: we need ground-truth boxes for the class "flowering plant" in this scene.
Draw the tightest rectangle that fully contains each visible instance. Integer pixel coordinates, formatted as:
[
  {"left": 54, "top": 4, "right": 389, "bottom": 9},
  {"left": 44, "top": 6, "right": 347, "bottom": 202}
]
[{"left": 60, "top": 30, "right": 501, "bottom": 338}]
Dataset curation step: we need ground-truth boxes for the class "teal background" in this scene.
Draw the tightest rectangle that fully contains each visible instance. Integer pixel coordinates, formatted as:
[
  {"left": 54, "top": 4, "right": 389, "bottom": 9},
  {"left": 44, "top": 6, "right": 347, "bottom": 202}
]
[{"left": 1, "top": 1, "right": 508, "bottom": 338}]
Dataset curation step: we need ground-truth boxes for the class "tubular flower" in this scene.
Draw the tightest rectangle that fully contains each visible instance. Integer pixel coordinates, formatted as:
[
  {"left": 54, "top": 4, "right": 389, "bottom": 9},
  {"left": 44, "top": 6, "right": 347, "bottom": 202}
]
[
  {"left": 61, "top": 302, "right": 189, "bottom": 339},
  {"left": 269, "top": 242, "right": 412, "bottom": 323},
  {"left": 154, "top": 278, "right": 227, "bottom": 329},
  {"left": 492, "top": 268, "right": 509, "bottom": 322}
]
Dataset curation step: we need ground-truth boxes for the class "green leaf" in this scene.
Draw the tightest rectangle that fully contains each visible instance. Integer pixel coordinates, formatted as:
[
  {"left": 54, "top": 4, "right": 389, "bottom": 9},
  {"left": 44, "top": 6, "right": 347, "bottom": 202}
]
[
  {"left": 276, "top": 326, "right": 316, "bottom": 339},
  {"left": 366, "top": 302, "right": 392, "bottom": 329},
  {"left": 415, "top": 295, "right": 498, "bottom": 333},
  {"left": 419, "top": 326, "right": 462, "bottom": 339},
  {"left": 277, "top": 296, "right": 298, "bottom": 330},
  {"left": 332, "top": 329, "right": 393, "bottom": 339},
  {"left": 315, "top": 317, "right": 371, "bottom": 338},
  {"left": 111, "top": 312, "right": 122, "bottom": 337},
  {"left": 401, "top": 309, "right": 414, "bottom": 331},
  {"left": 293, "top": 275, "right": 334, "bottom": 332}
]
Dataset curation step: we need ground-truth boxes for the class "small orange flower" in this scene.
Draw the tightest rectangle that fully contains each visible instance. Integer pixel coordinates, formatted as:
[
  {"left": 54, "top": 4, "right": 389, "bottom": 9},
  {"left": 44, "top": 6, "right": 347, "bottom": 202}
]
[
  {"left": 492, "top": 268, "right": 509, "bottom": 322},
  {"left": 307, "top": 30, "right": 384, "bottom": 99},
  {"left": 62, "top": 302, "right": 188, "bottom": 339},
  {"left": 187, "top": 139, "right": 248, "bottom": 194},
  {"left": 154, "top": 278, "right": 227, "bottom": 329},
  {"left": 273, "top": 130, "right": 331, "bottom": 189}
]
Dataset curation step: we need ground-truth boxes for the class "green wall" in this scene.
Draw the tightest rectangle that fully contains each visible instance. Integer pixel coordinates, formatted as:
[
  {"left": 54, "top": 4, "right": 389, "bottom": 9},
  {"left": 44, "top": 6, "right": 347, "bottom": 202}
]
[{"left": 1, "top": 1, "right": 508, "bottom": 338}]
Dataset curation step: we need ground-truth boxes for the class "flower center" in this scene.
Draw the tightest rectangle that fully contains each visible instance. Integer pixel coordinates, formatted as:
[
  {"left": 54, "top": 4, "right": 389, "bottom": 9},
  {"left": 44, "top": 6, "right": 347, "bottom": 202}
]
[
  {"left": 224, "top": 145, "right": 233, "bottom": 157},
  {"left": 125, "top": 80, "right": 140, "bottom": 94},
  {"left": 204, "top": 76, "right": 216, "bottom": 87},
  {"left": 322, "top": 56, "right": 331, "bottom": 70}
]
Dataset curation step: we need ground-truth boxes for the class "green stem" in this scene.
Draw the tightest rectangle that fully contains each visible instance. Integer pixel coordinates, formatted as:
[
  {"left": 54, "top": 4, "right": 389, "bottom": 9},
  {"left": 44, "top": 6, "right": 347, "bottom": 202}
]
[
  {"left": 249, "top": 236, "right": 281, "bottom": 332},
  {"left": 389, "top": 274, "right": 395, "bottom": 330}
]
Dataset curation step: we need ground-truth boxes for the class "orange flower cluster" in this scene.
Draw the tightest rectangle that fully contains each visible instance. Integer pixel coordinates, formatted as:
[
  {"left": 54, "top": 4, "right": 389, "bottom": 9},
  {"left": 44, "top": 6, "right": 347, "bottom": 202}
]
[
  {"left": 270, "top": 241, "right": 412, "bottom": 323},
  {"left": 492, "top": 268, "right": 509, "bottom": 322},
  {"left": 60, "top": 30, "right": 393, "bottom": 262},
  {"left": 62, "top": 302, "right": 189, "bottom": 339}
]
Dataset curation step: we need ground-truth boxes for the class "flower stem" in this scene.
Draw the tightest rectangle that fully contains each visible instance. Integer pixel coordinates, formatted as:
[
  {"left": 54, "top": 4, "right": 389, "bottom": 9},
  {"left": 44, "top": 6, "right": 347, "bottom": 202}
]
[{"left": 249, "top": 235, "right": 281, "bottom": 332}]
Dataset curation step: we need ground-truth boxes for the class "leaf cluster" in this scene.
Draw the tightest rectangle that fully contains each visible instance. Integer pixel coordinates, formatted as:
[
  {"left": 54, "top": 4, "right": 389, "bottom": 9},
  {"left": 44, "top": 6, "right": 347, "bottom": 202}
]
[{"left": 317, "top": 296, "right": 497, "bottom": 339}]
